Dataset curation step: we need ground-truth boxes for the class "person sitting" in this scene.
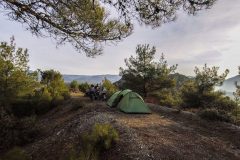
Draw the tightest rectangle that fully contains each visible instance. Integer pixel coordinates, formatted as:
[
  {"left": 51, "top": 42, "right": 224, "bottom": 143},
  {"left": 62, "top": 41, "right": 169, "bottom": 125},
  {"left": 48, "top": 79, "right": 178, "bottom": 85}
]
[
  {"left": 100, "top": 87, "right": 107, "bottom": 101},
  {"left": 89, "top": 84, "right": 96, "bottom": 100}
]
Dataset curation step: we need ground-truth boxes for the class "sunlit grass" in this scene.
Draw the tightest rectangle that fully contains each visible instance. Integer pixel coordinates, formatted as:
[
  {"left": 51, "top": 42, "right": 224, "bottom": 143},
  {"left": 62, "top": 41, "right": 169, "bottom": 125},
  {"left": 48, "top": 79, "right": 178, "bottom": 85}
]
[{"left": 70, "top": 92, "right": 85, "bottom": 97}]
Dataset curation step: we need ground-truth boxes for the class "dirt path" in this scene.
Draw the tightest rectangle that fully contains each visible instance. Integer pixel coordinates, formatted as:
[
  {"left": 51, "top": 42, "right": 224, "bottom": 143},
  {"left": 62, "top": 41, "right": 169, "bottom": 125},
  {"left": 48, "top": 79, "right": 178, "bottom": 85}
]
[
  {"left": 114, "top": 110, "right": 240, "bottom": 160},
  {"left": 24, "top": 97, "right": 240, "bottom": 160}
]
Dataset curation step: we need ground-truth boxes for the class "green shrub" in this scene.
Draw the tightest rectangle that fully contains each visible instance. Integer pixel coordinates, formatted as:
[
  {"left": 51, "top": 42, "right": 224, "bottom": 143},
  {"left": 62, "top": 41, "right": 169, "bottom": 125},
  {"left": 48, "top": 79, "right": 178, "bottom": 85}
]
[
  {"left": 9, "top": 87, "right": 70, "bottom": 117},
  {"left": 150, "top": 89, "right": 181, "bottom": 107},
  {"left": 34, "top": 99, "right": 52, "bottom": 115},
  {"left": 1, "top": 147, "right": 30, "bottom": 160},
  {"left": 0, "top": 110, "right": 38, "bottom": 151},
  {"left": 102, "top": 79, "right": 118, "bottom": 98},
  {"left": 40, "top": 69, "right": 69, "bottom": 99},
  {"left": 33, "top": 87, "right": 69, "bottom": 115},
  {"left": 63, "top": 92, "right": 71, "bottom": 100},
  {"left": 80, "top": 124, "right": 119, "bottom": 159},
  {"left": 232, "top": 105, "right": 240, "bottom": 124},
  {"left": 79, "top": 82, "right": 90, "bottom": 93},
  {"left": 10, "top": 99, "right": 35, "bottom": 118},
  {"left": 209, "top": 96, "right": 237, "bottom": 113},
  {"left": 91, "top": 123, "right": 119, "bottom": 150},
  {"left": 0, "top": 37, "right": 40, "bottom": 107},
  {"left": 181, "top": 80, "right": 237, "bottom": 113},
  {"left": 39, "top": 88, "right": 52, "bottom": 102},
  {"left": 65, "top": 124, "right": 119, "bottom": 160},
  {"left": 70, "top": 80, "right": 79, "bottom": 92},
  {"left": 198, "top": 108, "right": 233, "bottom": 122},
  {"left": 0, "top": 108, "right": 16, "bottom": 150},
  {"left": 180, "top": 80, "right": 201, "bottom": 108},
  {"left": 10, "top": 98, "right": 52, "bottom": 117},
  {"left": 51, "top": 95, "right": 65, "bottom": 107}
]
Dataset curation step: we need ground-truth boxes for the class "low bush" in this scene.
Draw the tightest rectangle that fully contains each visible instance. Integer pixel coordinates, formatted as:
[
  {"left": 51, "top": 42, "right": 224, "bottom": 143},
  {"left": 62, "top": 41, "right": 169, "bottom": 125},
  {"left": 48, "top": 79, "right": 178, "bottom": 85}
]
[
  {"left": 181, "top": 81, "right": 237, "bottom": 114},
  {"left": 65, "top": 124, "right": 119, "bottom": 160},
  {"left": 200, "top": 92, "right": 236, "bottom": 112},
  {"left": 79, "top": 82, "right": 90, "bottom": 93},
  {"left": 63, "top": 92, "right": 71, "bottom": 100},
  {"left": 150, "top": 89, "right": 181, "bottom": 107},
  {"left": 1, "top": 147, "right": 30, "bottom": 160},
  {"left": 10, "top": 98, "right": 52, "bottom": 117},
  {"left": 91, "top": 123, "right": 119, "bottom": 150},
  {"left": 10, "top": 99, "right": 36, "bottom": 118},
  {"left": 80, "top": 123, "right": 119, "bottom": 160},
  {"left": 102, "top": 79, "right": 118, "bottom": 98},
  {"left": 51, "top": 95, "right": 65, "bottom": 107},
  {"left": 10, "top": 89, "right": 70, "bottom": 117},
  {"left": 232, "top": 105, "right": 240, "bottom": 124},
  {"left": 198, "top": 108, "right": 233, "bottom": 122},
  {"left": 34, "top": 100, "right": 52, "bottom": 115},
  {"left": 0, "top": 109, "right": 38, "bottom": 151},
  {"left": 180, "top": 80, "right": 201, "bottom": 108}
]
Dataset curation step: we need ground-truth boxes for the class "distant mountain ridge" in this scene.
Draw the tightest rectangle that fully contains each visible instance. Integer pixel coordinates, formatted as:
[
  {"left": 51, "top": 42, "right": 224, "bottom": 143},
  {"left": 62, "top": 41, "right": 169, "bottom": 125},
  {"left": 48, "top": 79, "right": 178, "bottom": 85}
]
[
  {"left": 63, "top": 74, "right": 121, "bottom": 84},
  {"left": 217, "top": 75, "right": 240, "bottom": 98},
  {"left": 63, "top": 73, "right": 240, "bottom": 97}
]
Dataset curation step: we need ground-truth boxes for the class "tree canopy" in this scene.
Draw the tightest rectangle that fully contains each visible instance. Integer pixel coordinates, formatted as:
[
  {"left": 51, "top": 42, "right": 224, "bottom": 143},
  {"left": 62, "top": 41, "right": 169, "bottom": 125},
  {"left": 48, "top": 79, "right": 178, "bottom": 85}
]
[
  {"left": 79, "top": 82, "right": 90, "bottom": 93},
  {"left": 181, "top": 64, "right": 232, "bottom": 110},
  {"left": 102, "top": 77, "right": 118, "bottom": 96},
  {"left": 40, "top": 69, "right": 68, "bottom": 98},
  {"left": 0, "top": 0, "right": 216, "bottom": 56},
  {"left": 233, "top": 66, "right": 240, "bottom": 101},
  {"left": 0, "top": 37, "right": 38, "bottom": 105},
  {"left": 70, "top": 80, "right": 79, "bottom": 92},
  {"left": 194, "top": 64, "right": 229, "bottom": 94},
  {"left": 120, "top": 44, "right": 177, "bottom": 98}
]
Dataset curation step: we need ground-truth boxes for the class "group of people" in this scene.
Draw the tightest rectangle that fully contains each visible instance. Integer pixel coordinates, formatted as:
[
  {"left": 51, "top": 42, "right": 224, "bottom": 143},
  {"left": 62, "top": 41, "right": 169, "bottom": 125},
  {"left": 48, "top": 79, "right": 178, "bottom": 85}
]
[{"left": 85, "top": 83, "right": 107, "bottom": 101}]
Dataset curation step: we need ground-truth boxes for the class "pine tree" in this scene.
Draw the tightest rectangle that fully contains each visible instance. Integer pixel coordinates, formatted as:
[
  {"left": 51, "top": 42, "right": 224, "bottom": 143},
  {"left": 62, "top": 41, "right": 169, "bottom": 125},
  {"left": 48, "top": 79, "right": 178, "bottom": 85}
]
[
  {"left": 194, "top": 64, "right": 229, "bottom": 95},
  {"left": 181, "top": 64, "right": 234, "bottom": 111},
  {"left": 0, "top": 37, "right": 39, "bottom": 105},
  {"left": 120, "top": 44, "right": 177, "bottom": 98},
  {"left": 233, "top": 66, "right": 240, "bottom": 122}
]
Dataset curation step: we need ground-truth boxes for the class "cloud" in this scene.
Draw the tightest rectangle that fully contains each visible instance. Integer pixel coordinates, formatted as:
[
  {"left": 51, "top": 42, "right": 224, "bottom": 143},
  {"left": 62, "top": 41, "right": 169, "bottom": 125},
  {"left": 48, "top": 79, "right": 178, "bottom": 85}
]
[{"left": 176, "top": 50, "right": 222, "bottom": 65}]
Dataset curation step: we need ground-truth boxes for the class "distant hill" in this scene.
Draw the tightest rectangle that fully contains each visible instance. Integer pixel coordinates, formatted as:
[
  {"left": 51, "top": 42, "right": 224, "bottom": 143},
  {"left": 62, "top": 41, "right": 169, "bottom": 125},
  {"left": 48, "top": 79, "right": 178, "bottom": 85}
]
[
  {"left": 63, "top": 74, "right": 121, "bottom": 84},
  {"left": 169, "top": 73, "right": 193, "bottom": 88}
]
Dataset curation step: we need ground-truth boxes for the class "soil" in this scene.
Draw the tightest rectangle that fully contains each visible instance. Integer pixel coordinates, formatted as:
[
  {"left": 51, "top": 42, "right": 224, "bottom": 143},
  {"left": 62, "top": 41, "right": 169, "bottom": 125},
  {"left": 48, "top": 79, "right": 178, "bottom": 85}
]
[{"left": 23, "top": 96, "right": 240, "bottom": 160}]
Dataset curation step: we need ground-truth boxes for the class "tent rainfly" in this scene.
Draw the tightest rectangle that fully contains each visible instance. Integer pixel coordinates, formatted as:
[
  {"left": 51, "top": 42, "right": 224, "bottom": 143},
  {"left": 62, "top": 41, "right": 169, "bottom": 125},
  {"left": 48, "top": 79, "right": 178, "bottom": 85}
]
[{"left": 107, "top": 89, "right": 151, "bottom": 113}]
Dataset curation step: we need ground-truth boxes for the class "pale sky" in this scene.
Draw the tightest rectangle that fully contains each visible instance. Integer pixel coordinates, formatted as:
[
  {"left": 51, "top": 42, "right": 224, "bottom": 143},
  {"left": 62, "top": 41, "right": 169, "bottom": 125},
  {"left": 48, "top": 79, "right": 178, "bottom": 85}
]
[{"left": 0, "top": 0, "right": 240, "bottom": 77}]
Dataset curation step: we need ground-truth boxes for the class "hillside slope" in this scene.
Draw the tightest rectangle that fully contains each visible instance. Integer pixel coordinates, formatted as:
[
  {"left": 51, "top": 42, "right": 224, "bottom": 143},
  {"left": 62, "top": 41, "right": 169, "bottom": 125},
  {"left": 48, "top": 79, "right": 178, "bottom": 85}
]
[{"left": 23, "top": 97, "right": 240, "bottom": 160}]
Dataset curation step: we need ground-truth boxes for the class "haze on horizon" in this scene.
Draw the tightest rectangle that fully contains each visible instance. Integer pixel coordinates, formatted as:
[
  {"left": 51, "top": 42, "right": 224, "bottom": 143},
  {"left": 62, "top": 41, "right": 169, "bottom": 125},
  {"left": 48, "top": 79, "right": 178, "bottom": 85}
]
[{"left": 0, "top": 0, "right": 240, "bottom": 78}]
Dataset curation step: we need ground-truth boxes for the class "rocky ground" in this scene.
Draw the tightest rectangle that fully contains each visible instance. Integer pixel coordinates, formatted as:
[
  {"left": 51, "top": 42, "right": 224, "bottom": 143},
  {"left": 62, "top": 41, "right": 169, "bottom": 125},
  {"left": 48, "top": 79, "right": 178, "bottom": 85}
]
[{"left": 23, "top": 96, "right": 240, "bottom": 160}]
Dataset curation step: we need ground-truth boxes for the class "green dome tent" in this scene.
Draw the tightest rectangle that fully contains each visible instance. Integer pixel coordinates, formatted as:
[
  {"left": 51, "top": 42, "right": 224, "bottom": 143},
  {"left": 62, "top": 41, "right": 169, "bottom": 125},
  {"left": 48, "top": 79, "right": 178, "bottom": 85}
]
[
  {"left": 106, "top": 90, "right": 121, "bottom": 107},
  {"left": 107, "top": 89, "right": 151, "bottom": 113}
]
